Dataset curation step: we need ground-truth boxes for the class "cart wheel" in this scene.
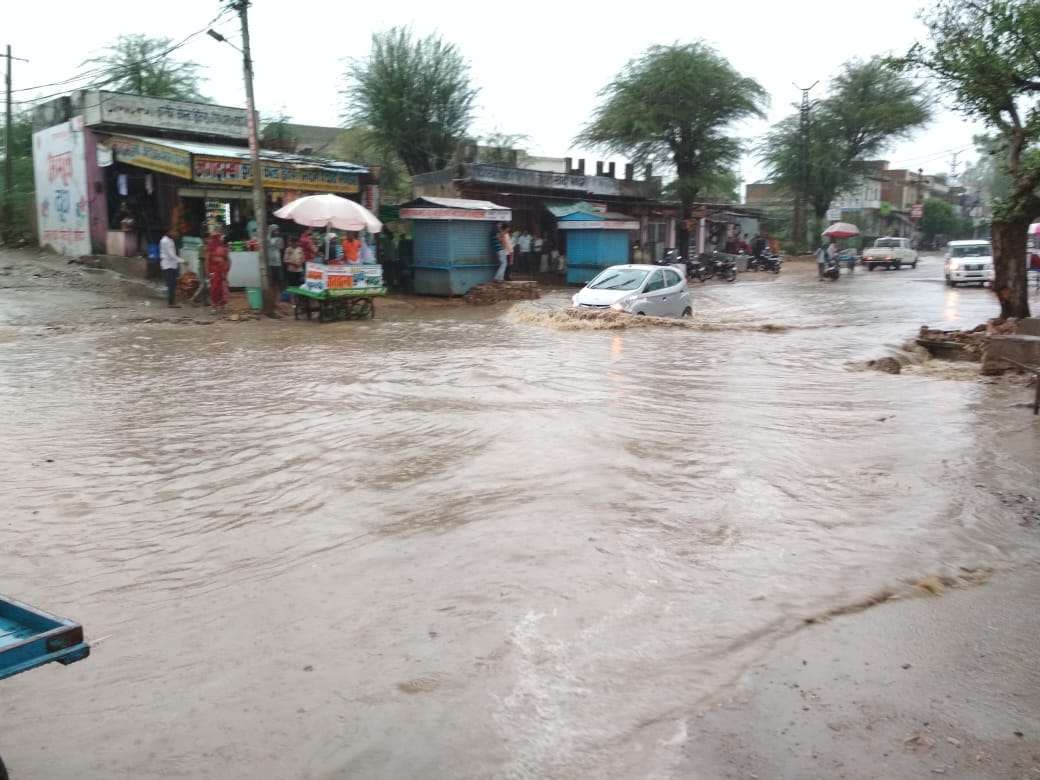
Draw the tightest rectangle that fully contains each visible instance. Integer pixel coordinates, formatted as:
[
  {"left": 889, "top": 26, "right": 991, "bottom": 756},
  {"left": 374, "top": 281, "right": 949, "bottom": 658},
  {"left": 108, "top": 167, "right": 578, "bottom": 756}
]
[{"left": 354, "top": 299, "right": 373, "bottom": 319}]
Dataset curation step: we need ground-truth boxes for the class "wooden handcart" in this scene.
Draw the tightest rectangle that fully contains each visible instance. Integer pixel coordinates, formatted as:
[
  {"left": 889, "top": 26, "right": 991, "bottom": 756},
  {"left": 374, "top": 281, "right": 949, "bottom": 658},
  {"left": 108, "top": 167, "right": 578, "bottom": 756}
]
[{"left": 287, "top": 286, "right": 387, "bottom": 323}]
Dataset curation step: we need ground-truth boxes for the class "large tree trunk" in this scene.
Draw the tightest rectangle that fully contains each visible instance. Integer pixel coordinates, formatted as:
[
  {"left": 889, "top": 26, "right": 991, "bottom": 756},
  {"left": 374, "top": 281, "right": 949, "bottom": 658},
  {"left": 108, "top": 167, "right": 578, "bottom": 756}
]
[
  {"left": 676, "top": 198, "right": 692, "bottom": 259},
  {"left": 991, "top": 217, "right": 1032, "bottom": 320}
]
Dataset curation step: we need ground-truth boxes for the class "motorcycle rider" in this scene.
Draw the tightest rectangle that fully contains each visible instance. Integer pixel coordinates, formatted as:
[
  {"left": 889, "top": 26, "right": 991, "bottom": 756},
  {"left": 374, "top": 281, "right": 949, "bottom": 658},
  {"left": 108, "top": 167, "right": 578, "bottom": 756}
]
[{"left": 816, "top": 240, "right": 829, "bottom": 279}]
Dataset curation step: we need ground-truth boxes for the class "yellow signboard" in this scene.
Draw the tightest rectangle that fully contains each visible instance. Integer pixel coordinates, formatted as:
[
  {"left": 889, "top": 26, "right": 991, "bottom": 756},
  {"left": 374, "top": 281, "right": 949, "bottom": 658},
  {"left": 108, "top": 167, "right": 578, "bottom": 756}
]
[
  {"left": 192, "top": 156, "right": 360, "bottom": 193},
  {"left": 108, "top": 136, "right": 192, "bottom": 179}
]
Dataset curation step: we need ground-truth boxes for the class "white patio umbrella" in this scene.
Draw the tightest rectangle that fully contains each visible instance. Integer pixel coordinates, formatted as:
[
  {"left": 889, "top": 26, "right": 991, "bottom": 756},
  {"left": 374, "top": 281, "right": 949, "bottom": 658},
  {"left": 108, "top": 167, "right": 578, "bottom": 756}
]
[
  {"left": 274, "top": 194, "right": 382, "bottom": 259},
  {"left": 822, "top": 222, "right": 860, "bottom": 239}
]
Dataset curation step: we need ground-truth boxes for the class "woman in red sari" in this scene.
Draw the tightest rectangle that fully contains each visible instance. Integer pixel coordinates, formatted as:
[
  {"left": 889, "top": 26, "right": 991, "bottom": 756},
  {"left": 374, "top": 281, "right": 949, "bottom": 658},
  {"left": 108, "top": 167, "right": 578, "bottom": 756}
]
[{"left": 206, "top": 234, "right": 231, "bottom": 315}]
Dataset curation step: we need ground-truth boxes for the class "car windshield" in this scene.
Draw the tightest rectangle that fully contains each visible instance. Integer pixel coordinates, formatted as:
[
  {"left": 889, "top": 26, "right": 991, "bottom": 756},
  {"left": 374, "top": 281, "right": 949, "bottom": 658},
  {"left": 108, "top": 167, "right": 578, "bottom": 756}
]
[
  {"left": 951, "top": 244, "right": 990, "bottom": 258},
  {"left": 875, "top": 239, "right": 902, "bottom": 248},
  {"left": 587, "top": 268, "right": 649, "bottom": 291}
]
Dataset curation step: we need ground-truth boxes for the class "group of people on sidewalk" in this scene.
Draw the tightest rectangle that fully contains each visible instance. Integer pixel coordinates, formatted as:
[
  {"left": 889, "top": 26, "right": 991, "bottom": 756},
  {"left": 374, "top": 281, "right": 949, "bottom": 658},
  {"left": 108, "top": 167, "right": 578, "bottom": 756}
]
[{"left": 491, "top": 224, "right": 564, "bottom": 282}]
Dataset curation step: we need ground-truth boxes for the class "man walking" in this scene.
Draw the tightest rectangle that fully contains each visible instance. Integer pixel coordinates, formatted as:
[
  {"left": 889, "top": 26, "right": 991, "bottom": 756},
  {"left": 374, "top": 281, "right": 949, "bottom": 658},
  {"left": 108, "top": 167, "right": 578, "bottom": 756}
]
[{"left": 160, "top": 226, "right": 185, "bottom": 307}]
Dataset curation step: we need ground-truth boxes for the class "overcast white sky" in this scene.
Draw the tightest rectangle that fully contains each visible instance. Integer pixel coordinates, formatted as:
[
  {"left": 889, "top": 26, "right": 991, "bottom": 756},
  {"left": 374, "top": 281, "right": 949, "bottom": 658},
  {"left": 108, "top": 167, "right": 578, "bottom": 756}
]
[{"left": 10, "top": 0, "right": 985, "bottom": 194}]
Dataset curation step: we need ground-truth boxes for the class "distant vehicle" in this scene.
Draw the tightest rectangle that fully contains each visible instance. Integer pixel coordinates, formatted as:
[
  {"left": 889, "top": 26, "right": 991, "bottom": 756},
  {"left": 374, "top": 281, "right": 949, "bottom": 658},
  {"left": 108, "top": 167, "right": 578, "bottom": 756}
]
[
  {"left": 944, "top": 240, "right": 994, "bottom": 287},
  {"left": 572, "top": 264, "right": 692, "bottom": 317},
  {"left": 862, "top": 237, "right": 918, "bottom": 271}
]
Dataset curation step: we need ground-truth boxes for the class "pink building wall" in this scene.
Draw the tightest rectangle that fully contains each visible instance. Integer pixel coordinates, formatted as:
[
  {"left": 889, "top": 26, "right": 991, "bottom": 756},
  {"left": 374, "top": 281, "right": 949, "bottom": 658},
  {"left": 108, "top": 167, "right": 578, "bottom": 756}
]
[{"left": 83, "top": 129, "right": 109, "bottom": 253}]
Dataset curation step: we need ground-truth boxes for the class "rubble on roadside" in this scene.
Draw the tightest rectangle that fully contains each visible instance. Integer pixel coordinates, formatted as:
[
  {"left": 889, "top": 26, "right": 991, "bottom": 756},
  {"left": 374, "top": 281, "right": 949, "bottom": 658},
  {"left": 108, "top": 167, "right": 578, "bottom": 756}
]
[{"left": 463, "top": 281, "right": 540, "bottom": 305}]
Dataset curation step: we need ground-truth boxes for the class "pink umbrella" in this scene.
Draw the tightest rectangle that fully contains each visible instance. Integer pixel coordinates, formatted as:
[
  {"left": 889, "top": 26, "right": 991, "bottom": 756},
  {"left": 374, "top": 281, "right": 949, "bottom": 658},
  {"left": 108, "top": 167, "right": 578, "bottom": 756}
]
[{"left": 823, "top": 222, "right": 860, "bottom": 239}]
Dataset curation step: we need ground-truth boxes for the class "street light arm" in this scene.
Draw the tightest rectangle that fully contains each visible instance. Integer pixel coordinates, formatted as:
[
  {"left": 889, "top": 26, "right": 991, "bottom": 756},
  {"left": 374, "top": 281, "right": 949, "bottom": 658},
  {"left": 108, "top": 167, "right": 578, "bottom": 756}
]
[{"left": 207, "top": 29, "right": 243, "bottom": 53}]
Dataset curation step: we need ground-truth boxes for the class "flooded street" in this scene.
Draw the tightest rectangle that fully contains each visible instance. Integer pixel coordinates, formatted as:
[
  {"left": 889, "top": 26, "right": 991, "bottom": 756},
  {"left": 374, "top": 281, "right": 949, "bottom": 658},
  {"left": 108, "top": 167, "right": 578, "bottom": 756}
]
[{"left": 2, "top": 254, "right": 1039, "bottom": 778}]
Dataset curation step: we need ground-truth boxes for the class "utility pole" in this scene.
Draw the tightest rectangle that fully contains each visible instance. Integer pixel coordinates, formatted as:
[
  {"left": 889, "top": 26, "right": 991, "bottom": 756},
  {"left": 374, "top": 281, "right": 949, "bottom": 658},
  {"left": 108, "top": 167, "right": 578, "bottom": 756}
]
[
  {"left": 793, "top": 81, "right": 818, "bottom": 254},
  {"left": 3, "top": 46, "right": 28, "bottom": 245},
  {"left": 230, "top": 1, "right": 273, "bottom": 315}
]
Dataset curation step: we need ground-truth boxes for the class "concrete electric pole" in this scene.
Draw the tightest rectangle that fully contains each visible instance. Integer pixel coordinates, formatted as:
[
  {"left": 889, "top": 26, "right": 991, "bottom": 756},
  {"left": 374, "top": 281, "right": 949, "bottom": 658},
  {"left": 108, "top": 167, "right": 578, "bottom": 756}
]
[
  {"left": 793, "top": 81, "right": 818, "bottom": 254},
  {"left": 217, "top": 2, "right": 273, "bottom": 315},
  {"left": 3, "top": 46, "right": 28, "bottom": 245}
]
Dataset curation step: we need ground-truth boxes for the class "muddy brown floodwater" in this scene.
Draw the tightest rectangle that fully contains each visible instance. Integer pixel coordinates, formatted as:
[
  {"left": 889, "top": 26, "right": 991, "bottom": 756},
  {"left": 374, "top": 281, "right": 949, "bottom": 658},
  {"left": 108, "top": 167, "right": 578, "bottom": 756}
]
[{"left": 1, "top": 255, "right": 1039, "bottom": 778}]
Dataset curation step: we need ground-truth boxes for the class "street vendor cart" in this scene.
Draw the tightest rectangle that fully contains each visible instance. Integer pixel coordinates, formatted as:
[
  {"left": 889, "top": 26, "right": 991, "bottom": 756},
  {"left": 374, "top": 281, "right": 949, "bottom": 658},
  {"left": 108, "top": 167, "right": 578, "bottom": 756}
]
[{"left": 287, "top": 261, "right": 386, "bottom": 322}]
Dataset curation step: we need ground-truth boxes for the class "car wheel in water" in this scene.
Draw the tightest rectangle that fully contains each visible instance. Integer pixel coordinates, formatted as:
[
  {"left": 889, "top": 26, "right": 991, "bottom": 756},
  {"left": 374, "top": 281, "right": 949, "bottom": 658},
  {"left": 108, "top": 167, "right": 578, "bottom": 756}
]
[
  {"left": 894, "top": 261, "right": 902, "bottom": 270},
  {"left": 725, "top": 269, "right": 737, "bottom": 282},
  {"left": 682, "top": 306, "right": 692, "bottom": 318},
  {"left": 912, "top": 261, "right": 918, "bottom": 269}
]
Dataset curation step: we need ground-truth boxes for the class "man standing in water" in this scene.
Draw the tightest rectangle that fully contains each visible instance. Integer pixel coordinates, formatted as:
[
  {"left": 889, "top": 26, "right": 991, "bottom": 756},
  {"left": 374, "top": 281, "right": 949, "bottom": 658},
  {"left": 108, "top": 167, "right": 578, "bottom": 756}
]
[{"left": 159, "top": 226, "right": 185, "bottom": 307}]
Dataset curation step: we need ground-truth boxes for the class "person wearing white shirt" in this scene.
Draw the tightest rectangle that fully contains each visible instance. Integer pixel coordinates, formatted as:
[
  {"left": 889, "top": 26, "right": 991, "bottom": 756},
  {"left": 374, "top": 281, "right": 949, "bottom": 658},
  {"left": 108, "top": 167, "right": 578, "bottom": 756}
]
[
  {"left": 517, "top": 231, "right": 532, "bottom": 273},
  {"left": 159, "top": 228, "right": 184, "bottom": 307}
]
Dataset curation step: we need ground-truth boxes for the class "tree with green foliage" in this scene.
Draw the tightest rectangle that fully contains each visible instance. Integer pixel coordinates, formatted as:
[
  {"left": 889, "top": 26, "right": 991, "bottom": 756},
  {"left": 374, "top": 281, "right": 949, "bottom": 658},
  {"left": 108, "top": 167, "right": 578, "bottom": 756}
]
[
  {"left": 960, "top": 134, "right": 1012, "bottom": 205},
  {"left": 576, "top": 42, "right": 767, "bottom": 255},
  {"left": 1, "top": 110, "right": 36, "bottom": 243},
  {"left": 478, "top": 132, "right": 531, "bottom": 166},
  {"left": 83, "top": 34, "right": 207, "bottom": 100},
  {"left": 331, "top": 128, "right": 412, "bottom": 204},
  {"left": 343, "top": 27, "right": 478, "bottom": 176},
  {"left": 920, "top": 197, "right": 959, "bottom": 244},
  {"left": 760, "top": 58, "right": 930, "bottom": 250},
  {"left": 906, "top": 0, "right": 1040, "bottom": 319}
]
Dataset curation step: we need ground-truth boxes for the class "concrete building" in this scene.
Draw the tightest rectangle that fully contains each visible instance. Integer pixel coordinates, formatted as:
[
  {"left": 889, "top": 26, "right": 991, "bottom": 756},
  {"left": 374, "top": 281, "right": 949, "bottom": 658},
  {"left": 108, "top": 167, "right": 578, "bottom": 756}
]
[
  {"left": 413, "top": 161, "right": 763, "bottom": 266},
  {"left": 31, "top": 90, "right": 372, "bottom": 270}
]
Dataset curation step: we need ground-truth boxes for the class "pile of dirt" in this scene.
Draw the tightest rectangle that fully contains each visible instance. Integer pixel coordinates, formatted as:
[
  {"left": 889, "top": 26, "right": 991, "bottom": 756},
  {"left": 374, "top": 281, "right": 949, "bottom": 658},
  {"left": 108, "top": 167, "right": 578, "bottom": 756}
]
[
  {"left": 464, "top": 281, "right": 540, "bottom": 305},
  {"left": 915, "top": 322, "right": 995, "bottom": 361}
]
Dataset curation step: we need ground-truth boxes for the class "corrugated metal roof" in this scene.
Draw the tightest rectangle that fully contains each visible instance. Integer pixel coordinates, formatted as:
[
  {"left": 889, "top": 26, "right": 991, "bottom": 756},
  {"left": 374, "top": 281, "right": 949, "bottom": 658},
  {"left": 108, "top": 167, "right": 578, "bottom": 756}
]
[
  {"left": 112, "top": 133, "right": 368, "bottom": 173},
  {"left": 548, "top": 201, "right": 636, "bottom": 221},
  {"left": 410, "top": 196, "right": 509, "bottom": 211},
  {"left": 546, "top": 201, "right": 599, "bottom": 218}
]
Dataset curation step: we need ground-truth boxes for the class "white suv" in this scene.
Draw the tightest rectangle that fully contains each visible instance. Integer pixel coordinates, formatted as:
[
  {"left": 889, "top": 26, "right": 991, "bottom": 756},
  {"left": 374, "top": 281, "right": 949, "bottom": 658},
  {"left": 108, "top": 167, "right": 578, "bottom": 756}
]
[{"left": 945, "top": 240, "right": 994, "bottom": 287}]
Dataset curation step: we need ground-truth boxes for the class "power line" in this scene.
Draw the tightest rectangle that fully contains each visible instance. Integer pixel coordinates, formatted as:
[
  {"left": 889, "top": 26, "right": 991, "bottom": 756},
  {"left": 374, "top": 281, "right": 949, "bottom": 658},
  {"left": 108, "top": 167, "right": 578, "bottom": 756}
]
[
  {"left": 5, "top": 8, "right": 233, "bottom": 105},
  {"left": 887, "top": 144, "right": 975, "bottom": 168}
]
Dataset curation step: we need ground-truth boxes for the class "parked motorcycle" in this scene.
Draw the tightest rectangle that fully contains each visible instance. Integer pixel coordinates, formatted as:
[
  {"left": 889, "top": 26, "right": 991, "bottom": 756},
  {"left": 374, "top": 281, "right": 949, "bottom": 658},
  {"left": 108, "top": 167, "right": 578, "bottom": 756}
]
[
  {"left": 684, "top": 254, "right": 707, "bottom": 282},
  {"left": 746, "top": 252, "right": 783, "bottom": 274},
  {"left": 701, "top": 251, "right": 738, "bottom": 282}
]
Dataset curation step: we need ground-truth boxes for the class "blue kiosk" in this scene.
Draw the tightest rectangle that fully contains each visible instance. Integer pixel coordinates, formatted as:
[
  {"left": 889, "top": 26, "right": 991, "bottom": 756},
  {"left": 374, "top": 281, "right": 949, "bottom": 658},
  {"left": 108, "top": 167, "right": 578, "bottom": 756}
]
[
  {"left": 550, "top": 202, "right": 640, "bottom": 286},
  {"left": 401, "top": 197, "right": 512, "bottom": 296}
]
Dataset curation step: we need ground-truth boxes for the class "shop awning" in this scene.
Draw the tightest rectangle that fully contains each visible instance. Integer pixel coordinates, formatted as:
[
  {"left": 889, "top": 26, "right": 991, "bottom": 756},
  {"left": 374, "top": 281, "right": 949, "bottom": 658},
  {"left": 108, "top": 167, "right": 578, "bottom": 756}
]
[
  {"left": 549, "top": 201, "right": 639, "bottom": 231},
  {"left": 101, "top": 133, "right": 368, "bottom": 194},
  {"left": 399, "top": 196, "right": 511, "bottom": 222}
]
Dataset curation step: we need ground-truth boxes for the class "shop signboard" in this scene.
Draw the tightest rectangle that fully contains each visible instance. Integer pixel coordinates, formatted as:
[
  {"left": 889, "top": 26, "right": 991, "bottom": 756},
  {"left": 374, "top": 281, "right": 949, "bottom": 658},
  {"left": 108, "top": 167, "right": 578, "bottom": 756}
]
[
  {"left": 81, "top": 90, "right": 250, "bottom": 140},
  {"left": 559, "top": 220, "right": 640, "bottom": 231},
  {"left": 911, "top": 203, "right": 924, "bottom": 220},
  {"left": 399, "top": 207, "right": 510, "bottom": 222},
  {"left": 303, "top": 263, "right": 382, "bottom": 293},
  {"left": 108, "top": 135, "right": 192, "bottom": 179},
  {"left": 32, "top": 119, "right": 91, "bottom": 256},
  {"left": 193, "top": 156, "right": 360, "bottom": 193}
]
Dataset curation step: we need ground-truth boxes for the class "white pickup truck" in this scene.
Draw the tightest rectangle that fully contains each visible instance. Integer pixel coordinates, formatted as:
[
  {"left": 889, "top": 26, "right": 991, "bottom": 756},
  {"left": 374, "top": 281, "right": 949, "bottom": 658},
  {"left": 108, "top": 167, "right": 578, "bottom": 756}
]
[{"left": 861, "top": 237, "right": 918, "bottom": 271}]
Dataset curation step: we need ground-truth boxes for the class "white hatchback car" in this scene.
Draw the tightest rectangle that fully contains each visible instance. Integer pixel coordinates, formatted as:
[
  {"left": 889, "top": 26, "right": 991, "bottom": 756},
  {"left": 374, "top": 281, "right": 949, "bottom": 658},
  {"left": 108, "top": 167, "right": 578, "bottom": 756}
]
[
  {"left": 945, "top": 240, "right": 994, "bottom": 286},
  {"left": 572, "top": 264, "right": 692, "bottom": 317}
]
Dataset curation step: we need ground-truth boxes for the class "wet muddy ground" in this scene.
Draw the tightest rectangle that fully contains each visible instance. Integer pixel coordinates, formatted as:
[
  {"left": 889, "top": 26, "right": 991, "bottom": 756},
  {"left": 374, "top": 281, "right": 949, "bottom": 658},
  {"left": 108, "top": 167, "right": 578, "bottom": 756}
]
[{"left": 1, "top": 250, "right": 1038, "bottom": 778}]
